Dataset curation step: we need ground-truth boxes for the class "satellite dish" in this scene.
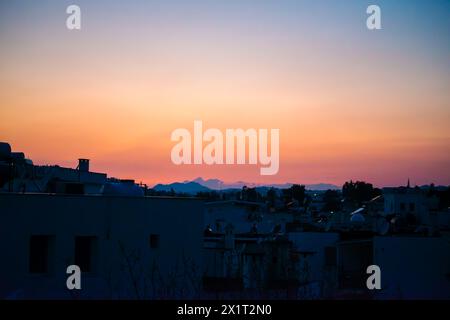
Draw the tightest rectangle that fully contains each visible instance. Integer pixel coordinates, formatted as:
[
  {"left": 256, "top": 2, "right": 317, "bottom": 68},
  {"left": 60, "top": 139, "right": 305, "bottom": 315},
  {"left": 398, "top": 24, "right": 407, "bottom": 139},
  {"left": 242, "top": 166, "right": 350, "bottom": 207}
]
[
  {"left": 377, "top": 218, "right": 390, "bottom": 235},
  {"left": 350, "top": 213, "right": 365, "bottom": 223}
]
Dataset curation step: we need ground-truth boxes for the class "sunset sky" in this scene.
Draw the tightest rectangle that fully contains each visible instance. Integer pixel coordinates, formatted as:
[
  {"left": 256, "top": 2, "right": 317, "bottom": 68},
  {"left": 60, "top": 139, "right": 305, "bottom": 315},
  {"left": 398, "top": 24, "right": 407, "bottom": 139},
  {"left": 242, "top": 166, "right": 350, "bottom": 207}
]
[{"left": 1, "top": 0, "right": 449, "bottom": 187}]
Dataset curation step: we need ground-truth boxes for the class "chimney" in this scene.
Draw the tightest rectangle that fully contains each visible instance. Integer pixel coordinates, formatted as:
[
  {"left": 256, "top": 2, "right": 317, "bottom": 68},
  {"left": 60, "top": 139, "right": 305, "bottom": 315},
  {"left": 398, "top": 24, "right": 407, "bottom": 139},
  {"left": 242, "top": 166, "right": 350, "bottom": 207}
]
[{"left": 78, "top": 158, "right": 90, "bottom": 172}]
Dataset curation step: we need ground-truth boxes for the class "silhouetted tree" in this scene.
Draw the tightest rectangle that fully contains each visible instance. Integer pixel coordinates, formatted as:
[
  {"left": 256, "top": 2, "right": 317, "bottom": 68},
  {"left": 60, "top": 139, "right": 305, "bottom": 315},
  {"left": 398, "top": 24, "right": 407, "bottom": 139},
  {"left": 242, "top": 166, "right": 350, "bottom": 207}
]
[
  {"left": 292, "top": 185, "right": 306, "bottom": 204},
  {"left": 282, "top": 184, "right": 306, "bottom": 206},
  {"left": 427, "top": 185, "right": 450, "bottom": 209},
  {"left": 241, "top": 186, "right": 259, "bottom": 202},
  {"left": 323, "top": 190, "right": 341, "bottom": 212},
  {"left": 266, "top": 187, "right": 277, "bottom": 208},
  {"left": 196, "top": 191, "right": 220, "bottom": 200},
  {"left": 342, "top": 180, "right": 378, "bottom": 205}
]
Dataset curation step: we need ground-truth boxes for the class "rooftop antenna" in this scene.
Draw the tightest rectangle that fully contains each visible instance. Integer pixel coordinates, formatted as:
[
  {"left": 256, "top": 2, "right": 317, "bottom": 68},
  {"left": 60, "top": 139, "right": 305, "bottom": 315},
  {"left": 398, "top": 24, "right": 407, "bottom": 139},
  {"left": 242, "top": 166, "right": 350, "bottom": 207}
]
[{"left": 407, "top": 178, "right": 410, "bottom": 188}]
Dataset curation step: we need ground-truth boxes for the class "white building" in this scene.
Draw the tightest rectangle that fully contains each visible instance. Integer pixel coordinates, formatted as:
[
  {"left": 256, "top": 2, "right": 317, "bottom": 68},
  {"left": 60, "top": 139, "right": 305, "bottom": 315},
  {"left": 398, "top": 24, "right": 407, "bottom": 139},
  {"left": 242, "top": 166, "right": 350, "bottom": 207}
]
[
  {"left": 288, "top": 232, "right": 340, "bottom": 298},
  {"left": 372, "top": 236, "right": 450, "bottom": 299},
  {"left": 337, "top": 235, "right": 450, "bottom": 299},
  {"left": 383, "top": 187, "right": 429, "bottom": 224}
]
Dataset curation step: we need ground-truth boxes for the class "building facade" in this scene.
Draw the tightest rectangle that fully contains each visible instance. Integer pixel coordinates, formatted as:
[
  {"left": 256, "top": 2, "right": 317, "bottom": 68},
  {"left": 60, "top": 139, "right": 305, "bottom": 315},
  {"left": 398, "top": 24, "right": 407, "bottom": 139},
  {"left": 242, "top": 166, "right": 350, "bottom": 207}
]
[{"left": 0, "top": 193, "right": 204, "bottom": 299}]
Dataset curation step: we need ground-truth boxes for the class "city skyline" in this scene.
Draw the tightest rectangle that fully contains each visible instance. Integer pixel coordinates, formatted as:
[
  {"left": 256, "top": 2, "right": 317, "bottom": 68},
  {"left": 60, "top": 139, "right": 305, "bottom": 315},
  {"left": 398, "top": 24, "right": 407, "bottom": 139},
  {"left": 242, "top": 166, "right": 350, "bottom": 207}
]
[{"left": 1, "top": 0, "right": 449, "bottom": 187}]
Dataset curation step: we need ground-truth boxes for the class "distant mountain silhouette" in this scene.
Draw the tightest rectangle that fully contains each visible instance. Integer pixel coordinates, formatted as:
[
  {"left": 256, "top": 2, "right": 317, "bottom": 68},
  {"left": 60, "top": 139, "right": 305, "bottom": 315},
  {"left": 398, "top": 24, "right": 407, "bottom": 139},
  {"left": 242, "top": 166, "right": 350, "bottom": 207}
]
[
  {"left": 192, "top": 177, "right": 225, "bottom": 189},
  {"left": 153, "top": 181, "right": 210, "bottom": 194},
  {"left": 304, "top": 183, "right": 341, "bottom": 191},
  {"left": 154, "top": 178, "right": 340, "bottom": 193},
  {"left": 191, "top": 177, "right": 339, "bottom": 191}
]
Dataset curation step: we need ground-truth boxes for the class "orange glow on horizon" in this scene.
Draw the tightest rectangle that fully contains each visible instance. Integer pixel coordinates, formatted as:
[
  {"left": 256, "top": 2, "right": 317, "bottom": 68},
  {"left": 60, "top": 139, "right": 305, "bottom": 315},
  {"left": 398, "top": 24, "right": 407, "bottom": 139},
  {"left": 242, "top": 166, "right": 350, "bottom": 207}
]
[{"left": 1, "top": 1, "right": 449, "bottom": 187}]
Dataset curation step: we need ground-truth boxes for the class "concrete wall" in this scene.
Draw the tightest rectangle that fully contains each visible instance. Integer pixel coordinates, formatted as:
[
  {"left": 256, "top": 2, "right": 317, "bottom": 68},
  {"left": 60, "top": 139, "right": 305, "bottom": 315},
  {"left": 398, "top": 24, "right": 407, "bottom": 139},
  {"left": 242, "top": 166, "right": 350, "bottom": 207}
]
[
  {"left": 373, "top": 236, "right": 450, "bottom": 299},
  {"left": 384, "top": 193, "right": 429, "bottom": 223},
  {"left": 0, "top": 193, "right": 204, "bottom": 299},
  {"left": 288, "top": 232, "right": 339, "bottom": 283}
]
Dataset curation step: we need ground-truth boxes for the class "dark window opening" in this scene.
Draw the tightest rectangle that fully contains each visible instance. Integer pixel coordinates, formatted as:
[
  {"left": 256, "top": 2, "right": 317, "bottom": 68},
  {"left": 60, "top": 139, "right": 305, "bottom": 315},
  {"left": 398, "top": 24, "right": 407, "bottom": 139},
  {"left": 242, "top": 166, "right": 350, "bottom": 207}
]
[
  {"left": 400, "top": 203, "right": 406, "bottom": 211},
  {"left": 29, "top": 235, "right": 53, "bottom": 273},
  {"left": 150, "top": 234, "right": 160, "bottom": 249},
  {"left": 75, "top": 236, "right": 97, "bottom": 272},
  {"left": 409, "top": 203, "right": 415, "bottom": 212},
  {"left": 338, "top": 242, "right": 373, "bottom": 289},
  {"left": 325, "top": 246, "right": 337, "bottom": 267},
  {"left": 65, "top": 183, "right": 84, "bottom": 195}
]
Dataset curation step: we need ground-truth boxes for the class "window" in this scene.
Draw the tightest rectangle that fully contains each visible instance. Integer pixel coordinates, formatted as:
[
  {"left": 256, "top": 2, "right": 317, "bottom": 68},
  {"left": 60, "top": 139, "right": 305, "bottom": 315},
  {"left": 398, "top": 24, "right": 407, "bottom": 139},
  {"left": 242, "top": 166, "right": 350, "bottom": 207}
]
[
  {"left": 29, "top": 235, "right": 54, "bottom": 274},
  {"left": 75, "top": 236, "right": 97, "bottom": 273},
  {"left": 65, "top": 183, "right": 84, "bottom": 194},
  {"left": 325, "top": 246, "right": 337, "bottom": 267},
  {"left": 149, "top": 234, "right": 160, "bottom": 249},
  {"left": 409, "top": 203, "right": 415, "bottom": 212},
  {"left": 400, "top": 202, "right": 406, "bottom": 211}
]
